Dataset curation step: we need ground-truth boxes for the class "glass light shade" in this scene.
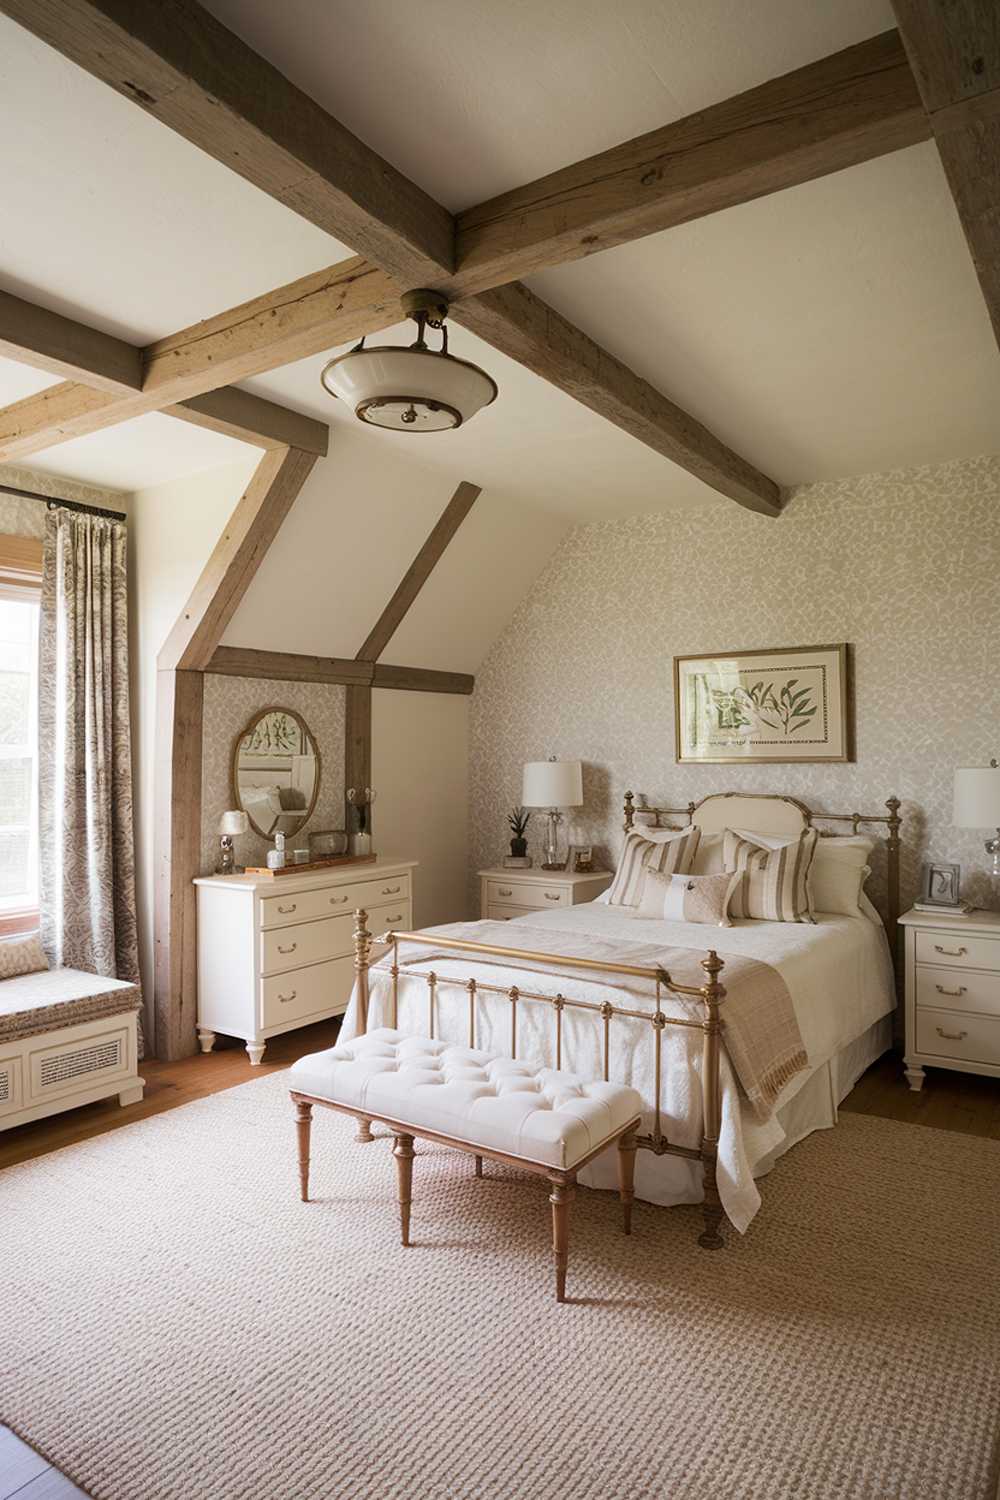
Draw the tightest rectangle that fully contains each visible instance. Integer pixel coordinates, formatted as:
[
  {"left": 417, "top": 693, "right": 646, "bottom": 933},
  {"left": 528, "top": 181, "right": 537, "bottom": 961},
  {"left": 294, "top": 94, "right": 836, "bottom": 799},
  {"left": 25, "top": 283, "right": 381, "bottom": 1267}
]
[
  {"left": 320, "top": 345, "right": 498, "bottom": 431},
  {"left": 953, "top": 767, "right": 1000, "bottom": 828},
  {"left": 521, "top": 760, "right": 583, "bottom": 809}
]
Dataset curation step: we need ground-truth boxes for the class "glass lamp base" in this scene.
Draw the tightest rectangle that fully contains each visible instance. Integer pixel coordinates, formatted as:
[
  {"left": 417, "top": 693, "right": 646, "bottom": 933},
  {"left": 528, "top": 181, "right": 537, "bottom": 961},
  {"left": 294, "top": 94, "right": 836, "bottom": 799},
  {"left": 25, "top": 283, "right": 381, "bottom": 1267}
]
[{"left": 541, "top": 809, "right": 565, "bottom": 869}]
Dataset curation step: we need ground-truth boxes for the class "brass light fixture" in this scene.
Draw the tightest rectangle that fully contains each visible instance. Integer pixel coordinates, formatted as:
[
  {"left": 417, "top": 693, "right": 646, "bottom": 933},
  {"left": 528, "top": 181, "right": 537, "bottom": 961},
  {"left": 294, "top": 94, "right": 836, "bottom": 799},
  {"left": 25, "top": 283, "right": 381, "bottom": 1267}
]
[{"left": 320, "top": 289, "right": 498, "bottom": 431}]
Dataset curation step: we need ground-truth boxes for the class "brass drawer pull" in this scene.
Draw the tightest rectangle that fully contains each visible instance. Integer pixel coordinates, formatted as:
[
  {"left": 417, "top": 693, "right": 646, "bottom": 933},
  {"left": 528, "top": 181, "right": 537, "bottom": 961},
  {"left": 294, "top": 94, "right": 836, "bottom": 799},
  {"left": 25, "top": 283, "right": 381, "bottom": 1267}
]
[
  {"left": 277, "top": 903, "right": 297, "bottom": 915},
  {"left": 278, "top": 990, "right": 297, "bottom": 1004},
  {"left": 544, "top": 892, "right": 560, "bottom": 901},
  {"left": 934, "top": 944, "right": 967, "bottom": 957},
  {"left": 329, "top": 894, "right": 348, "bottom": 905},
  {"left": 278, "top": 942, "right": 297, "bottom": 955},
  {"left": 936, "top": 1026, "right": 967, "bottom": 1041},
  {"left": 498, "top": 887, "right": 512, "bottom": 897},
  {"left": 386, "top": 914, "right": 403, "bottom": 925},
  {"left": 935, "top": 983, "right": 966, "bottom": 997},
  {"left": 381, "top": 884, "right": 401, "bottom": 895}
]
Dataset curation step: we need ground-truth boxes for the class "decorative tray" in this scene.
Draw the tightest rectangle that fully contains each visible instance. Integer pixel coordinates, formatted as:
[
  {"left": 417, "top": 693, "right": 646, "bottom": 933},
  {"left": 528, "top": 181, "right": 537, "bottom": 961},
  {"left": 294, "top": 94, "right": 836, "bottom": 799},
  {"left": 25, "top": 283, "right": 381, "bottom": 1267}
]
[{"left": 244, "top": 853, "right": 377, "bottom": 878}]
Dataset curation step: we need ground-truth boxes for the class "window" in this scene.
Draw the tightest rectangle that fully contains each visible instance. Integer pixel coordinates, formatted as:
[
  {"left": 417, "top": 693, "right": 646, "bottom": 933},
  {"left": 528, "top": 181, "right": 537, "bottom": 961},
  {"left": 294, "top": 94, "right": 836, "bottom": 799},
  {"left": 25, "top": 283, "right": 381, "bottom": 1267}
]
[{"left": 0, "top": 535, "right": 42, "bottom": 934}]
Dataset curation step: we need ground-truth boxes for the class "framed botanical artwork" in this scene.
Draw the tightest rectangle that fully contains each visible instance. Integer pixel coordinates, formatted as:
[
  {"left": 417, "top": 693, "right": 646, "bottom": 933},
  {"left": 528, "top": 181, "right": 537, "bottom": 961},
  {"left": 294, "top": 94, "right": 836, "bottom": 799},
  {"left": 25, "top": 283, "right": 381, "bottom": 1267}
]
[{"left": 674, "top": 643, "right": 852, "bottom": 764}]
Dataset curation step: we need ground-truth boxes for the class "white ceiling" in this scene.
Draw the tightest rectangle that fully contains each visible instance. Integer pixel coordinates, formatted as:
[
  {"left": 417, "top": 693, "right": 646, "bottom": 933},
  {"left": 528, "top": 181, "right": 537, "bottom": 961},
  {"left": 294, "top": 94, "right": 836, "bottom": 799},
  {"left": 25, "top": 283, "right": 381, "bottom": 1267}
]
[{"left": 0, "top": 0, "right": 998, "bottom": 506}]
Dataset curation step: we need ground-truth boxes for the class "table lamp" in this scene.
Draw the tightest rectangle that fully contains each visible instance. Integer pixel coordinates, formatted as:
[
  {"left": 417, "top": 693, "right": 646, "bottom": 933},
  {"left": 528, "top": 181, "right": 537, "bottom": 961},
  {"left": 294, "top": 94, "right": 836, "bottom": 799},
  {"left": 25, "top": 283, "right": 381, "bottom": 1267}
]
[
  {"left": 954, "top": 760, "right": 1000, "bottom": 887},
  {"left": 522, "top": 759, "right": 583, "bottom": 870},
  {"left": 217, "top": 809, "right": 249, "bottom": 874}
]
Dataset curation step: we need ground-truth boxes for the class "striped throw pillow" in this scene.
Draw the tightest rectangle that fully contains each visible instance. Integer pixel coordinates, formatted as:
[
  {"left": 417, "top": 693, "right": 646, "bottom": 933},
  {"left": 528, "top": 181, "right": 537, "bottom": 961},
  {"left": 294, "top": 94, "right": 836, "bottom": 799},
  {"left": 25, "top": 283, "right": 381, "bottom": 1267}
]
[
  {"left": 637, "top": 868, "right": 740, "bottom": 926},
  {"left": 723, "top": 827, "right": 818, "bottom": 923},
  {"left": 606, "top": 826, "right": 701, "bottom": 907}
]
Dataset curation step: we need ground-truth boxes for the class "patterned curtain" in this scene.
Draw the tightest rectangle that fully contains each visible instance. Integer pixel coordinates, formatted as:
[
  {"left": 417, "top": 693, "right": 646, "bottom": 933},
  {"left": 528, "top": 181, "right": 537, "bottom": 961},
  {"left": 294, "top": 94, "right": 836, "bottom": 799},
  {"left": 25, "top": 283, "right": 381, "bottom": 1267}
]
[{"left": 39, "top": 507, "right": 141, "bottom": 1043}]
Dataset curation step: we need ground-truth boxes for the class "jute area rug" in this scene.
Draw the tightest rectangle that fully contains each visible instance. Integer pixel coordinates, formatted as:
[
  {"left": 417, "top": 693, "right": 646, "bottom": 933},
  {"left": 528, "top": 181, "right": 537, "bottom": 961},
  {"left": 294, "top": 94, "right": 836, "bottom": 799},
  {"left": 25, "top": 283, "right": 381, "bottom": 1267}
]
[{"left": 2, "top": 1072, "right": 998, "bottom": 1500}]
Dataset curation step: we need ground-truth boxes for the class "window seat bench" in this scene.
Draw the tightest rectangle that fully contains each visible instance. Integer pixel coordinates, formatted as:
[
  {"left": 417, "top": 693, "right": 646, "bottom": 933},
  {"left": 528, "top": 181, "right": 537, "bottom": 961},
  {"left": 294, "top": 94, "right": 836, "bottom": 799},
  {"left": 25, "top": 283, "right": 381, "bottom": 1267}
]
[{"left": 0, "top": 968, "right": 144, "bottom": 1132}]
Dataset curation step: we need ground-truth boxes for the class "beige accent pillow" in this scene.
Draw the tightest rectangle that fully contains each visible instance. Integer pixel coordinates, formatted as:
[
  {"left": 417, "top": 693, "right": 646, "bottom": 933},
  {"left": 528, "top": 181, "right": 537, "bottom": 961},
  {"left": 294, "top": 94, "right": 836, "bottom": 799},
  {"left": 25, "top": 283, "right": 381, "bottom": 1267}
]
[
  {"left": 810, "top": 835, "right": 875, "bottom": 916},
  {"left": 690, "top": 830, "right": 725, "bottom": 875},
  {"left": 724, "top": 828, "right": 818, "bottom": 923},
  {"left": 606, "top": 826, "right": 701, "bottom": 907},
  {"left": 0, "top": 932, "right": 48, "bottom": 980},
  {"left": 637, "top": 868, "right": 739, "bottom": 926}
]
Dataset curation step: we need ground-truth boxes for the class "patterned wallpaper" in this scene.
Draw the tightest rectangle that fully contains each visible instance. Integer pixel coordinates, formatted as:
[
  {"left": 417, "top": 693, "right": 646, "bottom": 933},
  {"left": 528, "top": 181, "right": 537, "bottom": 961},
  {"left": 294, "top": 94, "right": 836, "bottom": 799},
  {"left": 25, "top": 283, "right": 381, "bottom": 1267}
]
[
  {"left": 470, "top": 453, "right": 1000, "bottom": 915},
  {"left": 200, "top": 674, "right": 346, "bottom": 873}
]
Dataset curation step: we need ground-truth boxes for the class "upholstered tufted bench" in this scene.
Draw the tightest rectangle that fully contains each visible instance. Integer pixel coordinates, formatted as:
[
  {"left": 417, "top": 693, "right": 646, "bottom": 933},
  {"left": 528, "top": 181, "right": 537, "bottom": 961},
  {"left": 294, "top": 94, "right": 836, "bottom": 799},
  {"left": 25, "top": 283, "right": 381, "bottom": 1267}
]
[{"left": 289, "top": 1028, "right": 643, "bottom": 1302}]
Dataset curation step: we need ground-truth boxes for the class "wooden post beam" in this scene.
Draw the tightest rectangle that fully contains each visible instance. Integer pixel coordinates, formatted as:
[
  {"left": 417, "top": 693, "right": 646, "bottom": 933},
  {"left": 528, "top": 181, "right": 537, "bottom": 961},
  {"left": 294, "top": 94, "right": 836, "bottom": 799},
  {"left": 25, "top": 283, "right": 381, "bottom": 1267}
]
[
  {"left": 356, "top": 480, "right": 482, "bottom": 660},
  {"left": 153, "top": 667, "right": 203, "bottom": 1060},
  {"left": 158, "top": 446, "right": 318, "bottom": 672},
  {"left": 892, "top": 0, "right": 1000, "bottom": 351}
]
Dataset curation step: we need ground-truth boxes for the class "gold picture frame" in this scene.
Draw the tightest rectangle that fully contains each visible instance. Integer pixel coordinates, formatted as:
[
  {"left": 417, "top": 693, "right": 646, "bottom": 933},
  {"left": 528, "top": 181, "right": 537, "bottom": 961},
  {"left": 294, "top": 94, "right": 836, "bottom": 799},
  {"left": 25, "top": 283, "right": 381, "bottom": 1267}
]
[{"left": 674, "top": 643, "right": 853, "bottom": 765}]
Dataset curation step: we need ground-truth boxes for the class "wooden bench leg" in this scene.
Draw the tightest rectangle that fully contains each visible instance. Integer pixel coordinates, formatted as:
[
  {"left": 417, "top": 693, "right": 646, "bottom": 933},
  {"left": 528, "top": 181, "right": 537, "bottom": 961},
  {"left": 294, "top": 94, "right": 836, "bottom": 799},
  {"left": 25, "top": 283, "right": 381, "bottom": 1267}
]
[
  {"left": 548, "top": 1176, "right": 574, "bottom": 1303},
  {"left": 293, "top": 1098, "right": 312, "bottom": 1202},
  {"left": 393, "top": 1132, "right": 415, "bottom": 1246},
  {"left": 617, "top": 1127, "right": 637, "bottom": 1235},
  {"left": 355, "top": 1117, "right": 374, "bottom": 1143},
  {"left": 474, "top": 1154, "right": 483, "bottom": 1178}
]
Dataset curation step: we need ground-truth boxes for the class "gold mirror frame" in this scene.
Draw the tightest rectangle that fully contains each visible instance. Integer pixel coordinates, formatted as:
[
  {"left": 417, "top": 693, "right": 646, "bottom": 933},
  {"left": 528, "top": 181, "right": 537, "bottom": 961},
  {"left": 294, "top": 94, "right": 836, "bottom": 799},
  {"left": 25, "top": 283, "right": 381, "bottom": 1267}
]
[{"left": 231, "top": 705, "right": 322, "bottom": 841}]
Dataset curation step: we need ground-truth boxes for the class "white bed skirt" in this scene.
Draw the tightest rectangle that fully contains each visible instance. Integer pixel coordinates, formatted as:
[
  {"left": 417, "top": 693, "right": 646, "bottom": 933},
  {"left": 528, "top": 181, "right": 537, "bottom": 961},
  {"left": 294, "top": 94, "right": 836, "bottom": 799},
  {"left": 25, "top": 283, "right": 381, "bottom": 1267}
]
[{"left": 575, "top": 1013, "right": 893, "bottom": 1212}]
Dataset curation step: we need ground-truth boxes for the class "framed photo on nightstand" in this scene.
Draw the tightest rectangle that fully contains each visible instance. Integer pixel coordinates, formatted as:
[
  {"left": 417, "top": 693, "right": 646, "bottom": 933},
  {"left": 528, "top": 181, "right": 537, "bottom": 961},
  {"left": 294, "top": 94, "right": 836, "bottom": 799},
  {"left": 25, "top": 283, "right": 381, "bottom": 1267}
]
[{"left": 920, "top": 861, "right": 962, "bottom": 907}]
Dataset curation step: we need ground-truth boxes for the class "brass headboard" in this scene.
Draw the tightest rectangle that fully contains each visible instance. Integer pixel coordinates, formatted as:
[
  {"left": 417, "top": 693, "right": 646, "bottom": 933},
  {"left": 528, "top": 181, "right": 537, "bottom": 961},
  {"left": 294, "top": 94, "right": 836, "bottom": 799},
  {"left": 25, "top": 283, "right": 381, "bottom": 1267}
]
[{"left": 623, "top": 789, "right": 903, "bottom": 975}]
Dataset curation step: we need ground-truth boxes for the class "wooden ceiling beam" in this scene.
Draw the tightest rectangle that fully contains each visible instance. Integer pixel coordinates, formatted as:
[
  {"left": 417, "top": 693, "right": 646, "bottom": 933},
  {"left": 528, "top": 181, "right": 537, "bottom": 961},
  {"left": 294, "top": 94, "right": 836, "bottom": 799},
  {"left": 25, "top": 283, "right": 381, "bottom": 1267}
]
[
  {"left": 356, "top": 480, "right": 482, "bottom": 661},
  {"left": 0, "top": 286, "right": 141, "bottom": 393},
  {"left": 0, "top": 258, "right": 392, "bottom": 461},
  {"left": 891, "top": 0, "right": 1000, "bottom": 351},
  {"left": 454, "top": 31, "right": 931, "bottom": 293},
  {"left": 204, "top": 645, "right": 474, "bottom": 695},
  {"left": 166, "top": 387, "right": 328, "bottom": 456}
]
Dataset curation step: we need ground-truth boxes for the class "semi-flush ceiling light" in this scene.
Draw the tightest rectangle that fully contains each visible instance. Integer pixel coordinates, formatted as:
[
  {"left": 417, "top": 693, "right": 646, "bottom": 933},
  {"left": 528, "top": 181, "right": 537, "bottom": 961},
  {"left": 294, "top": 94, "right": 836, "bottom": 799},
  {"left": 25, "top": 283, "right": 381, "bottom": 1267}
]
[{"left": 320, "top": 289, "right": 498, "bottom": 432}]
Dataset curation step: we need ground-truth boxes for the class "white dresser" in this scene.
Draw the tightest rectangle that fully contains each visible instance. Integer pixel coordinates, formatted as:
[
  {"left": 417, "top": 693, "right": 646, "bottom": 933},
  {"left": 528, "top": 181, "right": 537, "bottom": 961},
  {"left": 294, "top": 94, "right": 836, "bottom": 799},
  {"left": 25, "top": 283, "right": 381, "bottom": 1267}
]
[
  {"left": 194, "top": 857, "right": 416, "bottom": 1064},
  {"left": 479, "top": 866, "right": 612, "bottom": 921},
  {"left": 900, "top": 906, "right": 1000, "bottom": 1090}
]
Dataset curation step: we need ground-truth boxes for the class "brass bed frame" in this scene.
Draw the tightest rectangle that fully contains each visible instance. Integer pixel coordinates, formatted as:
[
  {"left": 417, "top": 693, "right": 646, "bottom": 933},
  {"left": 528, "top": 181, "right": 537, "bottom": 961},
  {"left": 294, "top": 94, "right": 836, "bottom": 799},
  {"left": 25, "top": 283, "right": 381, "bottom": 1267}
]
[{"left": 350, "top": 791, "right": 904, "bottom": 1249}]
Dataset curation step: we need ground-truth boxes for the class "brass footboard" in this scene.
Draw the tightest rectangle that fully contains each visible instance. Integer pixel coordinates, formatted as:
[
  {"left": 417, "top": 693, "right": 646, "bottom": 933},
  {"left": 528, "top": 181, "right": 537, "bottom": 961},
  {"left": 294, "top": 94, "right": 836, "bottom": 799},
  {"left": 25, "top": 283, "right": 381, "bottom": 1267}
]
[{"left": 351, "top": 910, "right": 728, "bottom": 1249}]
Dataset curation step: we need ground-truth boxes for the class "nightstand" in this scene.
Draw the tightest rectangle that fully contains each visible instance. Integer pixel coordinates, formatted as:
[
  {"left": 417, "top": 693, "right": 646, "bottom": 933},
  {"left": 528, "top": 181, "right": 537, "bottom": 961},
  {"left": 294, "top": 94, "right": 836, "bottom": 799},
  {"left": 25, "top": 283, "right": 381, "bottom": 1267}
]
[
  {"left": 479, "top": 866, "right": 613, "bottom": 921},
  {"left": 899, "top": 906, "right": 1000, "bottom": 1091}
]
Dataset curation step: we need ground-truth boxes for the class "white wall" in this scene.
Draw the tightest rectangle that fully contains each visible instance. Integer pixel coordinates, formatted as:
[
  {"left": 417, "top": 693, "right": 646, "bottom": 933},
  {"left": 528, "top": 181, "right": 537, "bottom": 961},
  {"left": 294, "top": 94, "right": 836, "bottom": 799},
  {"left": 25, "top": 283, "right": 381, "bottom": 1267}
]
[{"left": 129, "top": 454, "right": 260, "bottom": 1011}]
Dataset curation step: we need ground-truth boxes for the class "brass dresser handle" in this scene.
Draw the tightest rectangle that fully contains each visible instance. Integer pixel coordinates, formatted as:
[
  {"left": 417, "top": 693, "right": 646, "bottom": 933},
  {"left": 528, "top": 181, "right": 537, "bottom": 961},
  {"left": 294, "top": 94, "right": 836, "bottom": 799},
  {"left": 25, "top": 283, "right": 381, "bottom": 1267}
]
[
  {"left": 935, "top": 984, "right": 966, "bottom": 997},
  {"left": 330, "top": 894, "right": 348, "bottom": 905},
  {"left": 934, "top": 944, "right": 966, "bottom": 957},
  {"left": 386, "top": 914, "right": 403, "bottom": 925},
  {"left": 278, "top": 942, "right": 297, "bottom": 955},
  {"left": 381, "top": 885, "right": 401, "bottom": 895},
  {"left": 936, "top": 1026, "right": 967, "bottom": 1041},
  {"left": 277, "top": 903, "right": 297, "bottom": 915},
  {"left": 498, "top": 887, "right": 512, "bottom": 897},
  {"left": 278, "top": 990, "right": 297, "bottom": 1004},
  {"left": 544, "top": 892, "right": 560, "bottom": 901}
]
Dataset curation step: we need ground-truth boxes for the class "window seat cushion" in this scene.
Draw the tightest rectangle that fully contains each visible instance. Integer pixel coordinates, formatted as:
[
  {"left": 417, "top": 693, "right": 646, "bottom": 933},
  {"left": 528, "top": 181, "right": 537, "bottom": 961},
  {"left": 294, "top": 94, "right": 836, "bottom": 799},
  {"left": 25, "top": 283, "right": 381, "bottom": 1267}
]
[{"left": 0, "top": 968, "right": 141, "bottom": 1044}]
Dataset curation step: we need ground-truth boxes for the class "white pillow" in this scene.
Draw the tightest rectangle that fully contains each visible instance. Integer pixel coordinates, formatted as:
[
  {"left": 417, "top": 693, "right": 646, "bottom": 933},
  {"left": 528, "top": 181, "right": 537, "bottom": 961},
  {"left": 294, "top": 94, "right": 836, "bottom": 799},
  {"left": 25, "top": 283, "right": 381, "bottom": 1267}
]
[
  {"left": 810, "top": 836, "right": 875, "bottom": 916},
  {"left": 637, "top": 868, "right": 740, "bottom": 926}
]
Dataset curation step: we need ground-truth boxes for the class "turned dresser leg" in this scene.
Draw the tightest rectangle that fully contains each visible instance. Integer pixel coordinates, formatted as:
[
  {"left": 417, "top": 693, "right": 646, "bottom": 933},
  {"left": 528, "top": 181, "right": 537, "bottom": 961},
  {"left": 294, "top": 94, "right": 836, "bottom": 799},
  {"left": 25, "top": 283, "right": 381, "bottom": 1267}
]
[
  {"left": 246, "top": 1042, "right": 266, "bottom": 1066},
  {"left": 197, "top": 1029, "right": 216, "bottom": 1054},
  {"left": 904, "top": 1062, "right": 926, "bottom": 1092},
  {"left": 393, "top": 1132, "right": 415, "bottom": 1246},
  {"left": 548, "top": 1177, "right": 574, "bottom": 1303},
  {"left": 293, "top": 1098, "right": 312, "bottom": 1202}
]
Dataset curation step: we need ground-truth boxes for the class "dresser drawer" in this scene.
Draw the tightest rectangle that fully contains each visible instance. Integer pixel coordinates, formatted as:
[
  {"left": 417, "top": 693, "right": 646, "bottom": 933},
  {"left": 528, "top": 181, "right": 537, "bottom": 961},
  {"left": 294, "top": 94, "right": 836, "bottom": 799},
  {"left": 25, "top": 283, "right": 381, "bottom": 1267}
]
[
  {"left": 261, "top": 912, "right": 356, "bottom": 976},
  {"left": 260, "top": 955, "right": 354, "bottom": 1029},
  {"left": 260, "top": 872, "right": 411, "bottom": 928},
  {"left": 916, "top": 965, "right": 1000, "bottom": 1017},
  {"left": 486, "top": 879, "right": 568, "bottom": 909},
  {"left": 915, "top": 1006, "right": 1000, "bottom": 1067},
  {"left": 914, "top": 929, "right": 1000, "bottom": 971},
  {"left": 367, "top": 898, "right": 411, "bottom": 936},
  {"left": 486, "top": 904, "right": 525, "bottom": 921}
]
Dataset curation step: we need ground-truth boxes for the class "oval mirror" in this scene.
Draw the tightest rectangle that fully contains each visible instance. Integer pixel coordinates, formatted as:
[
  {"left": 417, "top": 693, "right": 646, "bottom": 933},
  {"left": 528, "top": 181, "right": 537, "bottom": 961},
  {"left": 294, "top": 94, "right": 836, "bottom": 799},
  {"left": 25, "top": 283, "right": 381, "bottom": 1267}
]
[{"left": 232, "top": 706, "right": 321, "bottom": 841}]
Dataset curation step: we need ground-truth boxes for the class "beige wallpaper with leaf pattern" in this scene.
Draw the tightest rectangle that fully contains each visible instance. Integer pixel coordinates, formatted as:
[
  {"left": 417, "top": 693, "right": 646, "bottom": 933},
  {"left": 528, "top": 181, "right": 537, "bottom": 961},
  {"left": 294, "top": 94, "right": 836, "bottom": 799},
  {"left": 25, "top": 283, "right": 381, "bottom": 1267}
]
[{"left": 470, "top": 454, "right": 1000, "bottom": 915}]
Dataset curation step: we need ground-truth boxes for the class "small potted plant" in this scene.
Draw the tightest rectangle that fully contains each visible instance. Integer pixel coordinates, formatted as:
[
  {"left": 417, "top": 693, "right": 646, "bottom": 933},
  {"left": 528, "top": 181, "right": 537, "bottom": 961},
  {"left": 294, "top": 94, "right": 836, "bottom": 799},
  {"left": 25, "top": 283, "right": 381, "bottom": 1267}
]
[{"left": 507, "top": 806, "right": 531, "bottom": 859}]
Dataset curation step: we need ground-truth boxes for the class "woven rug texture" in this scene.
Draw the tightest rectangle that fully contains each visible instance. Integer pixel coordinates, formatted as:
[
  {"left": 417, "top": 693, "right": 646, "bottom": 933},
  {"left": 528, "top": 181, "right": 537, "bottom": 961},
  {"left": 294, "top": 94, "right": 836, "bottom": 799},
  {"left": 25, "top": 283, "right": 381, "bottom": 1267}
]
[{"left": 1, "top": 1071, "right": 999, "bottom": 1500}]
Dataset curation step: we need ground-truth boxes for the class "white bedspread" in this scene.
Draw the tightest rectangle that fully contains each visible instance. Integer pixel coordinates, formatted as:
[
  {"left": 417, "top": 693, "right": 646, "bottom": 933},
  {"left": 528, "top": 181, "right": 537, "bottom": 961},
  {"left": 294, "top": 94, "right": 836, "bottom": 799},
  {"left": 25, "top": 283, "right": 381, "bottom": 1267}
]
[{"left": 341, "top": 904, "right": 895, "bottom": 1232}]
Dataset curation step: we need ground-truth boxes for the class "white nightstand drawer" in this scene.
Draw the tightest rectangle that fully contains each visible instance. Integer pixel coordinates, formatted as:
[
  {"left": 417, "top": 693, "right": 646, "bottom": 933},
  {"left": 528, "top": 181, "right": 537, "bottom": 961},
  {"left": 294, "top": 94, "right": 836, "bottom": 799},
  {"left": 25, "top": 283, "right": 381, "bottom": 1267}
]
[
  {"left": 915, "top": 929, "right": 1000, "bottom": 971},
  {"left": 915, "top": 1006, "right": 1000, "bottom": 1067},
  {"left": 261, "top": 955, "right": 354, "bottom": 1028},
  {"left": 916, "top": 966, "right": 1000, "bottom": 1016},
  {"left": 486, "top": 879, "right": 568, "bottom": 909},
  {"left": 487, "top": 904, "right": 525, "bottom": 921}
]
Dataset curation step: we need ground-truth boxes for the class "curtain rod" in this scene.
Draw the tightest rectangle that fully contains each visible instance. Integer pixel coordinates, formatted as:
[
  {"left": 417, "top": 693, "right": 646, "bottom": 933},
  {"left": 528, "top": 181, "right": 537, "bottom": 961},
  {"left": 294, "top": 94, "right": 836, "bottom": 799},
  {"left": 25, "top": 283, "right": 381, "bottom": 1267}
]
[{"left": 0, "top": 481, "right": 126, "bottom": 522}]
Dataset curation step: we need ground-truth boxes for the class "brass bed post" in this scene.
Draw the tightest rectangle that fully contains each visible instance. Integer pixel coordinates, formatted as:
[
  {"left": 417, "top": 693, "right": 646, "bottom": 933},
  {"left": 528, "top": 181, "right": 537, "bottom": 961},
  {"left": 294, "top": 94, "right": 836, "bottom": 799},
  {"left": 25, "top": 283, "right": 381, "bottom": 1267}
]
[
  {"left": 353, "top": 908, "right": 374, "bottom": 1144},
  {"left": 623, "top": 790, "right": 635, "bottom": 832},
  {"left": 885, "top": 796, "right": 903, "bottom": 993},
  {"left": 391, "top": 937, "right": 400, "bottom": 1029},
  {"left": 697, "top": 951, "right": 727, "bottom": 1251}
]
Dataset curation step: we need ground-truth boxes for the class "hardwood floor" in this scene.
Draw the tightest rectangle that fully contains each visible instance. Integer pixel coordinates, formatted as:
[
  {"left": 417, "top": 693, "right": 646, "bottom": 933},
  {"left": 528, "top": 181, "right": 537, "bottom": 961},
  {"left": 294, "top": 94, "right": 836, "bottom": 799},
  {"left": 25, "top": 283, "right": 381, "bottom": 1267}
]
[
  {"left": 841, "top": 1049, "right": 1000, "bottom": 1139},
  {"left": 0, "top": 1426, "right": 87, "bottom": 1499}
]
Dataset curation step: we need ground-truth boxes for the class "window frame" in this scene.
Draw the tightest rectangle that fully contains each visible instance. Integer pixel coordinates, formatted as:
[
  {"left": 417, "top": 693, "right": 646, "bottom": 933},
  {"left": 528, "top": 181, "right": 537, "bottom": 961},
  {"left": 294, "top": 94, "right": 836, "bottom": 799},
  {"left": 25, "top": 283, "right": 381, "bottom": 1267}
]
[{"left": 0, "top": 532, "right": 42, "bottom": 936}]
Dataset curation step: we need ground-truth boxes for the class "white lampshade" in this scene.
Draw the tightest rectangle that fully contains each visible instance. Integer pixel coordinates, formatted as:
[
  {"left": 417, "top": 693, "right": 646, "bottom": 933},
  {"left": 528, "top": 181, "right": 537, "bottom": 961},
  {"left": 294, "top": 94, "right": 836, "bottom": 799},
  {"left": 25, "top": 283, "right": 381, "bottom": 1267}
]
[
  {"left": 219, "top": 809, "right": 249, "bottom": 837},
  {"left": 954, "top": 766, "right": 1000, "bottom": 828},
  {"left": 321, "top": 345, "right": 498, "bottom": 431},
  {"left": 522, "top": 760, "right": 583, "bottom": 809}
]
